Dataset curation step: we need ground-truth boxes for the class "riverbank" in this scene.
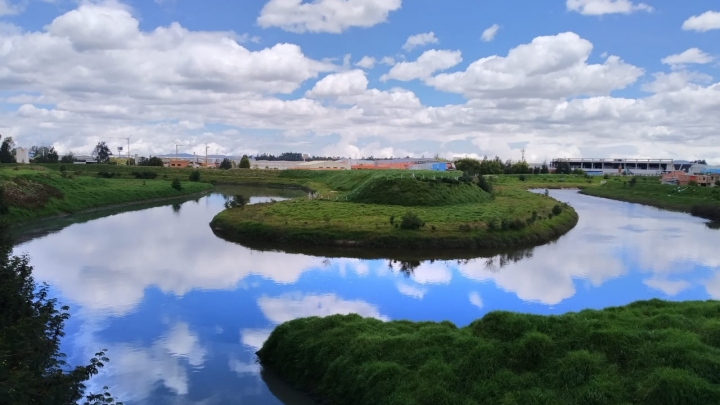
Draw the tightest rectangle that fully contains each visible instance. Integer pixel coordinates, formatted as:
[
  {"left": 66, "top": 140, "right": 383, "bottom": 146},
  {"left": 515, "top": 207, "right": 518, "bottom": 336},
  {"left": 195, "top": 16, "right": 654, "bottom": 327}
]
[
  {"left": 211, "top": 185, "right": 579, "bottom": 250},
  {"left": 0, "top": 166, "right": 213, "bottom": 224},
  {"left": 257, "top": 299, "right": 720, "bottom": 405},
  {"left": 580, "top": 178, "right": 720, "bottom": 220}
]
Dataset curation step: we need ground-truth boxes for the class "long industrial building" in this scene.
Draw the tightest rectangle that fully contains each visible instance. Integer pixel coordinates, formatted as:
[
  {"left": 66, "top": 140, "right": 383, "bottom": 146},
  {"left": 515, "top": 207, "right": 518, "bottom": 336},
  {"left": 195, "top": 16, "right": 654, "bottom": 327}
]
[{"left": 551, "top": 158, "right": 675, "bottom": 176}]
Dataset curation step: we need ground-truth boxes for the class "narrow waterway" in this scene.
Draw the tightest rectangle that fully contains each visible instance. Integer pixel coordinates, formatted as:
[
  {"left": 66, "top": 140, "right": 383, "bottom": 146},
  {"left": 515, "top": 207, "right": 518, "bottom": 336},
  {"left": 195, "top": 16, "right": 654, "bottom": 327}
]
[{"left": 12, "top": 188, "right": 720, "bottom": 405}]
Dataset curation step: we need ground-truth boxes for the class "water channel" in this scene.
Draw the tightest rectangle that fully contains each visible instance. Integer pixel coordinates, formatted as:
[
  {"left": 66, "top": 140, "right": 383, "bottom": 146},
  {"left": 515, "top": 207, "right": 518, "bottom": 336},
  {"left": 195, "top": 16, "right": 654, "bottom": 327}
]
[{"left": 11, "top": 187, "right": 720, "bottom": 404}]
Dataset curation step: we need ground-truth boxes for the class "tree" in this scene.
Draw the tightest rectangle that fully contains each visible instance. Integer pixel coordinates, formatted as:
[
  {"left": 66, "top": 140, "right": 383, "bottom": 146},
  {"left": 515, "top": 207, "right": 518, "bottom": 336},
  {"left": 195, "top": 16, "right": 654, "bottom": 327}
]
[
  {"left": 224, "top": 194, "right": 247, "bottom": 210},
  {"left": 92, "top": 142, "right": 111, "bottom": 164},
  {"left": 60, "top": 152, "right": 75, "bottom": 164},
  {"left": 189, "top": 170, "right": 201, "bottom": 182},
  {"left": 540, "top": 163, "right": 550, "bottom": 174},
  {"left": 30, "top": 146, "right": 59, "bottom": 163},
  {"left": 139, "top": 156, "right": 164, "bottom": 167},
  {"left": 171, "top": 179, "right": 182, "bottom": 191},
  {"left": 533, "top": 167, "right": 541, "bottom": 175},
  {"left": 219, "top": 158, "right": 232, "bottom": 170},
  {"left": 239, "top": 155, "right": 251, "bottom": 169},
  {"left": 554, "top": 161, "right": 572, "bottom": 175},
  {"left": 0, "top": 220, "right": 123, "bottom": 404},
  {"left": 455, "top": 158, "right": 482, "bottom": 175},
  {"left": 477, "top": 175, "right": 493, "bottom": 194},
  {"left": 0, "top": 136, "right": 16, "bottom": 163},
  {"left": 400, "top": 211, "right": 424, "bottom": 230}
]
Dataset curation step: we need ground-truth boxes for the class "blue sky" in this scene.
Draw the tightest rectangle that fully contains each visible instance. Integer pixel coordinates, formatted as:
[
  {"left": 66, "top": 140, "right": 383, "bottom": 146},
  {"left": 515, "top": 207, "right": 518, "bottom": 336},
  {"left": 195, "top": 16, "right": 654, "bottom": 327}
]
[{"left": 0, "top": 0, "right": 719, "bottom": 162}]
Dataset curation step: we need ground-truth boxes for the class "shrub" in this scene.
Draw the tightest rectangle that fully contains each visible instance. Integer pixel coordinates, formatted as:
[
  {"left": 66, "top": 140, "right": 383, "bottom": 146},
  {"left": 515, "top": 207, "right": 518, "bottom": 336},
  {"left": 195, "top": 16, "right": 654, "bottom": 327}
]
[
  {"left": 509, "top": 219, "right": 526, "bottom": 230},
  {"left": 132, "top": 171, "right": 158, "bottom": 180},
  {"left": 629, "top": 177, "right": 637, "bottom": 187},
  {"left": 552, "top": 204, "right": 563, "bottom": 216},
  {"left": 171, "top": 179, "right": 182, "bottom": 191},
  {"left": 716, "top": 180, "right": 720, "bottom": 187},
  {"left": 431, "top": 225, "right": 436, "bottom": 232},
  {"left": 487, "top": 218, "right": 499, "bottom": 231},
  {"left": 59, "top": 165, "right": 67, "bottom": 173},
  {"left": 219, "top": 158, "right": 232, "bottom": 170},
  {"left": 189, "top": 170, "right": 201, "bottom": 182},
  {"left": 400, "top": 212, "right": 424, "bottom": 230},
  {"left": 603, "top": 174, "right": 610, "bottom": 179},
  {"left": 478, "top": 175, "right": 493, "bottom": 193},
  {"left": 518, "top": 174, "right": 526, "bottom": 182},
  {"left": 501, "top": 218, "right": 510, "bottom": 230},
  {"left": 458, "top": 224, "right": 472, "bottom": 232},
  {"left": 96, "top": 171, "right": 117, "bottom": 178},
  {"left": 239, "top": 155, "right": 251, "bottom": 169},
  {"left": 389, "top": 215, "right": 395, "bottom": 225}
]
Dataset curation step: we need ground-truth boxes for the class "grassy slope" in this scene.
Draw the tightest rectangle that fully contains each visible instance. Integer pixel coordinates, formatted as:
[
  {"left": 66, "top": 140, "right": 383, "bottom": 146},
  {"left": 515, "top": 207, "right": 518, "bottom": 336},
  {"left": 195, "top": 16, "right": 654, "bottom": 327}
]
[
  {"left": 0, "top": 166, "right": 212, "bottom": 223},
  {"left": 347, "top": 177, "right": 490, "bottom": 207},
  {"left": 210, "top": 173, "right": 580, "bottom": 249},
  {"left": 258, "top": 299, "right": 720, "bottom": 405},
  {"left": 581, "top": 177, "right": 720, "bottom": 213}
]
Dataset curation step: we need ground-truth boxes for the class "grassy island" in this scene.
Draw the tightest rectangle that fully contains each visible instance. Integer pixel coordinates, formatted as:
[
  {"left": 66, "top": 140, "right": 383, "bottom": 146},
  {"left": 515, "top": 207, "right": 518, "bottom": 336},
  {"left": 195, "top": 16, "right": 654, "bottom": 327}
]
[
  {"left": 210, "top": 171, "right": 579, "bottom": 250},
  {"left": 581, "top": 177, "right": 720, "bottom": 222},
  {"left": 0, "top": 166, "right": 212, "bottom": 224},
  {"left": 258, "top": 299, "right": 720, "bottom": 405}
]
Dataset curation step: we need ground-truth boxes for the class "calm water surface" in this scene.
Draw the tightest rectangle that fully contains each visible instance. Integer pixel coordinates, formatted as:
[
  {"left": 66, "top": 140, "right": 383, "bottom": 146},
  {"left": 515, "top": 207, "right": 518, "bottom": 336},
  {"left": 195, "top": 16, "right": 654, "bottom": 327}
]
[{"left": 12, "top": 188, "right": 720, "bottom": 404}]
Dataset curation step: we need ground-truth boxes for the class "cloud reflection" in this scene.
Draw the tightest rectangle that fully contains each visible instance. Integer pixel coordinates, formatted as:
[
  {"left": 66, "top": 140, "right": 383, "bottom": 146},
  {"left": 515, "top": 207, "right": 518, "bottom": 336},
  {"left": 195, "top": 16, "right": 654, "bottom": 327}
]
[{"left": 257, "top": 293, "right": 389, "bottom": 324}]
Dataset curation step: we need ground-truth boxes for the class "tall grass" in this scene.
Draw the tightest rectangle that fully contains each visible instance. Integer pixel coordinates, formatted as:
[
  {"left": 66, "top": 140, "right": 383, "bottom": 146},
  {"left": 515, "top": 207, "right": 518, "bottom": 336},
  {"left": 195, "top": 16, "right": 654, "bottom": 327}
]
[
  {"left": 258, "top": 299, "right": 720, "bottom": 405},
  {"left": 347, "top": 177, "right": 490, "bottom": 207}
]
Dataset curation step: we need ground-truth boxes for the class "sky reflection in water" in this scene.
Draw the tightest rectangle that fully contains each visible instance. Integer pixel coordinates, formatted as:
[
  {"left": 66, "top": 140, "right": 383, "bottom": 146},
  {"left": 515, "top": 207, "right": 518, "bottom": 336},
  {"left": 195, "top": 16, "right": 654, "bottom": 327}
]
[{"left": 12, "top": 189, "right": 720, "bottom": 405}]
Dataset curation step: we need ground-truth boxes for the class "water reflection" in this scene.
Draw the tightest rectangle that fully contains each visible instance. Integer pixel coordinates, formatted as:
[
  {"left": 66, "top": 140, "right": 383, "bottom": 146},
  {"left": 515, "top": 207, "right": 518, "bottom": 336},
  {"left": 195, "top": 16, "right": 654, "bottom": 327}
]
[{"left": 12, "top": 189, "right": 720, "bottom": 405}]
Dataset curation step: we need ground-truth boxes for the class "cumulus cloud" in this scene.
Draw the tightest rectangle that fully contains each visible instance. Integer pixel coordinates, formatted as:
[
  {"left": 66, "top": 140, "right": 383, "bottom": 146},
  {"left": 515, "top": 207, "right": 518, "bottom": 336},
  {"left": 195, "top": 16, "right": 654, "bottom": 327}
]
[
  {"left": 381, "top": 49, "right": 462, "bottom": 82},
  {"left": 257, "top": 0, "right": 402, "bottom": 33},
  {"left": 661, "top": 48, "right": 713, "bottom": 66},
  {"left": 481, "top": 24, "right": 499, "bottom": 42},
  {"left": 355, "top": 56, "right": 376, "bottom": 69},
  {"left": 566, "top": 0, "right": 652, "bottom": 15},
  {"left": 306, "top": 70, "right": 369, "bottom": 97},
  {"left": 397, "top": 283, "right": 428, "bottom": 299},
  {"left": 469, "top": 292, "right": 484, "bottom": 309},
  {"left": 0, "top": 0, "right": 22, "bottom": 16},
  {"left": 428, "top": 32, "right": 643, "bottom": 99},
  {"left": 257, "top": 293, "right": 389, "bottom": 324},
  {"left": 682, "top": 10, "right": 720, "bottom": 32},
  {"left": 402, "top": 32, "right": 439, "bottom": 51}
]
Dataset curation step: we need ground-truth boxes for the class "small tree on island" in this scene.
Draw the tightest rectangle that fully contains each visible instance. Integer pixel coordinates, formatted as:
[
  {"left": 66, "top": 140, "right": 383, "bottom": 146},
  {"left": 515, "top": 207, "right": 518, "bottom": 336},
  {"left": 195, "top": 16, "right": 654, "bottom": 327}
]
[
  {"left": 189, "top": 170, "right": 201, "bottom": 182},
  {"left": 400, "top": 212, "right": 424, "bottom": 230},
  {"left": 239, "top": 155, "right": 251, "bottom": 169},
  {"left": 219, "top": 158, "right": 232, "bottom": 170},
  {"left": 171, "top": 178, "right": 182, "bottom": 191}
]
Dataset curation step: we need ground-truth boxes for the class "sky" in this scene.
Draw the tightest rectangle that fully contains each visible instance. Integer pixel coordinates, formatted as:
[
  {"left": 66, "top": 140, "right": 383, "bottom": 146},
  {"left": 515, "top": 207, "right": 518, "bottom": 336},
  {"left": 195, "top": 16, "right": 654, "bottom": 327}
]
[{"left": 0, "top": 0, "right": 719, "bottom": 163}]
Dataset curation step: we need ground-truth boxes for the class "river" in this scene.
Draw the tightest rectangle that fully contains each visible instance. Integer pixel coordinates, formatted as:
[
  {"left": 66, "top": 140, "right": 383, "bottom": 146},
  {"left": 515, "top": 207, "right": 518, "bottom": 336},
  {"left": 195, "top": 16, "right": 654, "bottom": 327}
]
[{"left": 11, "top": 188, "right": 720, "bottom": 405}]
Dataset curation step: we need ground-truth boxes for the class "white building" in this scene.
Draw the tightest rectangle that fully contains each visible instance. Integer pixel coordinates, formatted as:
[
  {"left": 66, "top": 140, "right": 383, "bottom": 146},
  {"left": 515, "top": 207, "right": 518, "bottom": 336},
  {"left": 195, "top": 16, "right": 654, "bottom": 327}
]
[{"left": 250, "top": 160, "right": 350, "bottom": 170}]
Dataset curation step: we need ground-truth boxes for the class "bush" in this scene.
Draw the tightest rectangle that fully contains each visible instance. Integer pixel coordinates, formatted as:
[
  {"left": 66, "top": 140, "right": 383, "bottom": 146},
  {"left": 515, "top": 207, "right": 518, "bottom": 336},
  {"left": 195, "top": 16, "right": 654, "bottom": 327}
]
[
  {"left": 239, "top": 155, "right": 251, "bottom": 169},
  {"left": 629, "top": 177, "right": 637, "bottom": 187},
  {"left": 477, "top": 175, "right": 493, "bottom": 194},
  {"left": 219, "top": 158, "right": 232, "bottom": 170},
  {"left": 487, "top": 218, "right": 499, "bottom": 231},
  {"left": 400, "top": 212, "right": 424, "bottom": 230},
  {"left": 96, "top": 171, "right": 117, "bottom": 178},
  {"left": 171, "top": 179, "right": 182, "bottom": 191},
  {"left": 603, "top": 174, "right": 610, "bottom": 179},
  {"left": 131, "top": 171, "right": 158, "bottom": 180},
  {"left": 552, "top": 204, "right": 563, "bottom": 216},
  {"left": 189, "top": 170, "right": 201, "bottom": 182},
  {"left": 518, "top": 174, "right": 526, "bottom": 182},
  {"left": 458, "top": 224, "right": 472, "bottom": 232},
  {"left": 59, "top": 165, "right": 67, "bottom": 173},
  {"left": 716, "top": 180, "right": 720, "bottom": 187},
  {"left": 389, "top": 215, "right": 395, "bottom": 225}
]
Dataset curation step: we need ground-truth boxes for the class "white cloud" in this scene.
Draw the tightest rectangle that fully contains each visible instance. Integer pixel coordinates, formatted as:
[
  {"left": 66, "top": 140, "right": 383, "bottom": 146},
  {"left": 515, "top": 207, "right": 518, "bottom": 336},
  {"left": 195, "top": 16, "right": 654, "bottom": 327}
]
[
  {"left": 706, "top": 272, "right": 720, "bottom": 299},
  {"left": 240, "top": 329, "right": 273, "bottom": 351},
  {"left": 643, "top": 277, "right": 691, "bottom": 296},
  {"left": 0, "top": 0, "right": 22, "bottom": 16},
  {"left": 257, "top": 293, "right": 389, "bottom": 324},
  {"left": 402, "top": 32, "right": 438, "bottom": 51},
  {"left": 355, "top": 56, "right": 376, "bottom": 69},
  {"left": 257, "top": 0, "right": 402, "bottom": 33},
  {"left": 381, "top": 49, "right": 462, "bottom": 82},
  {"left": 428, "top": 32, "right": 643, "bottom": 99},
  {"left": 481, "top": 24, "right": 499, "bottom": 42},
  {"left": 380, "top": 56, "right": 396, "bottom": 65},
  {"left": 469, "top": 292, "right": 484, "bottom": 309},
  {"left": 397, "top": 283, "right": 428, "bottom": 299},
  {"left": 306, "top": 70, "right": 369, "bottom": 98},
  {"left": 661, "top": 48, "right": 713, "bottom": 66},
  {"left": 566, "top": 0, "right": 652, "bottom": 15},
  {"left": 682, "top": 10, "right": 720, "bottom": 32}
]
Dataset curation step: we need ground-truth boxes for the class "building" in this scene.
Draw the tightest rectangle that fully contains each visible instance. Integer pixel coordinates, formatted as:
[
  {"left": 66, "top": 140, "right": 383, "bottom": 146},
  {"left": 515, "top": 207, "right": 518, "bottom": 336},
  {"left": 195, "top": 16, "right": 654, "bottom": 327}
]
[
  {"left": 551, "top": 158, "right": 674, "bottom": 176},
  {"left": 408, "top": 162, "right": 451, "bottom": 171},
  {"left": 15, "top": 147, "right": 30, "bottom": 164},
  {"left": 292, "top": 160, "right": 351, "bottom": 170},
  {"left": 166, "top": 159, "right": 189, "bottom": 168},
  {"left": 661, "top": 171, "right": 719, "bottom": 187}
]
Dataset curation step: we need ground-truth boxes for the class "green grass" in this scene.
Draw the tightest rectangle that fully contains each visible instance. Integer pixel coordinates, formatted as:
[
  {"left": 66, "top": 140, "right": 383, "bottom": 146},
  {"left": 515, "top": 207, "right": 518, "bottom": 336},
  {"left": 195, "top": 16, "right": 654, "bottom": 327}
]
[
  {"left": 0, "top": 166, "right": 212, "bottom": 223},
  {"left": 581, "top": 178, "right": 720, "bottom": 214},
  {"left": 346, "top": 177, "right": 490, "bottom": 207},
  {"left": 210, "top": 187, "right": 577, "bottom": 249},
  {"left": 258, "top": 299, "right": 720, "bottom": 405}
]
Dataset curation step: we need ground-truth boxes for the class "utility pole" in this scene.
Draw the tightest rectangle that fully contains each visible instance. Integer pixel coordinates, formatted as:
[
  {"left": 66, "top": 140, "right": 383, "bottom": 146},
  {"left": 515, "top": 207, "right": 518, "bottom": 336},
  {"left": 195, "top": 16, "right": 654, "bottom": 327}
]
[
  {"left": 205, "top": 144, "right": 209, "bottom": 167},
  {"left": 110, "top": 137, "right": 131, "bottom": 165},
  {"left": 521, "top": 148, "right": 526, "bottom": 162},
  {"left": 174, "top": 141, "right": 185, "bottom": 162}
]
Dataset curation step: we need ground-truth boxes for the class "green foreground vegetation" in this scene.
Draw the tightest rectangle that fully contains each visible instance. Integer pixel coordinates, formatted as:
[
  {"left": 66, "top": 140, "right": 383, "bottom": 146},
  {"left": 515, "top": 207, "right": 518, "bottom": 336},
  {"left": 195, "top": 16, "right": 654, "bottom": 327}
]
[
  {"left": 0, "top": 165, "right": 212, "bottom": 224},
  {"left": 258, "top": 300, "right": 720, "bottom": 405},
  {"left": 211, "top": 171, "right": 581, "bottom": 250},
  {"left": 581, "top": 177, "right": 720, "bottom": 221}
]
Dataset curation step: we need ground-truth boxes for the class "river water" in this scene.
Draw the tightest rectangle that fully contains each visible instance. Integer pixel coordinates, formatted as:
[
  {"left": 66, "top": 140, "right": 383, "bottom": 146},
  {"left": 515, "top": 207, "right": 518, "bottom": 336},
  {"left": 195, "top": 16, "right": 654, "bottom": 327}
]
[{"left": 11, "top": 188, "right": 720, "bottom": 405}]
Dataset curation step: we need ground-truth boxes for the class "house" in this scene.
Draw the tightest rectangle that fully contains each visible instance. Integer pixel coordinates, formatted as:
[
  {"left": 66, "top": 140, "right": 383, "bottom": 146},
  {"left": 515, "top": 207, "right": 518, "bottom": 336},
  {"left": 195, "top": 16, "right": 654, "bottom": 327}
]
[
  {"left": 661, "top": 171, "right": 719, "bottom": 187},
  {"left": 166, "top": 159, "right": 189, "bottom": 168}
]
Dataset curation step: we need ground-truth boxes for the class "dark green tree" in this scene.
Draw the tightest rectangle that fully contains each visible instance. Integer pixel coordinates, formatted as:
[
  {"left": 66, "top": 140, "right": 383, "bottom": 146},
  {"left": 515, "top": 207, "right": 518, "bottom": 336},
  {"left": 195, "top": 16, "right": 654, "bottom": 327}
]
[
  {"left": 31, "top": 146, "right": 60, "bottom": 163},
  {"left": 400, "top": 212, "right": 424, "bottom": 230},
  {"left": 454, "top": 158, "right": 482, "bottom": 175},
  {"left": 239, "top": 155, "right": 251, "bottom": 169},
  {"left": 0, "top": 136, "right": 16, "bottom": 163},
  {"left": 60, "top": 152, "right": 75, "bottom": 164},
  {"left": 477, "top": 175, "right": 493, "bottom": 194},
  {"left": 189, "top": 170, "right": 201, "bottom": 182},
  {"left": 171, "top": 179, "right": 182, "bottom": 191},
  {"left": 139, "top": 156, "right": 164, "bottom": 166},
  {"left": 540, "top": 163, "right": 550, "bottom": 174},
  {"left": 92, "top": 142, "right": 111, "bottom": 164},
  {"left": 554, "top": 161, "right": 572, "bottom": 175},
  {"left": 219, "top": 158, "right": 232, "bottom": 170},
  {"left": 0, "top": 220, "right": 123, "bottom": 404}
]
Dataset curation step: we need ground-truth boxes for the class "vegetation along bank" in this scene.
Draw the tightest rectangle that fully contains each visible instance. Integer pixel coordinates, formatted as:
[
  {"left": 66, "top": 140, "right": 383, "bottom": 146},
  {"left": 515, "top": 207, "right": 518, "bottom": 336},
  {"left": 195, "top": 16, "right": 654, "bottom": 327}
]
[
  {"left": 581, "top": 176, "right": 720, "bottom": 222},
  {"left": 258, "top": 299, "right": 720, "bottom": 405},
  {"left": 211, "top": 171, "right": 580, "bottom": 250},
  {"left": 0, "top": 165, "right": 212, "bottom": 224}
]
